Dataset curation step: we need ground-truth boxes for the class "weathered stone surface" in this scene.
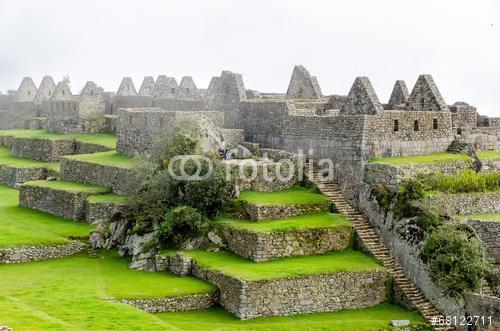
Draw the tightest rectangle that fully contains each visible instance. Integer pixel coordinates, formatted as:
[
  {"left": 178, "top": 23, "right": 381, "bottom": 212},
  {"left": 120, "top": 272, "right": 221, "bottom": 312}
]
[
  {"left": 0, "top": 241, "right": 87, "bottom": 264},
  {"left": 0, "top": 164, "right": 56, "bottom": 188},
  {"left": 235, "top": 144, "right": 252, "bottom": 158},
  {"left": 243, "top": 200, "right": 331, "bottom": 221},
  {"left": 285, "top": 65, "right": 322, "bottom": 100},
  {"left": 208, "top": 71, "right": 246, "bottom": 128},
  {"left": 116, "top": 77, "right": 137, "bottom": 97},
  {"left": 464, "top": 292, "right": 500, "bottom": 331},
  {"left": 340, "top": 77, "right": 383, "bottom": 115},
  {"left": 10, "top": 137, "right": 75, "bottom": 162},
  {"left": 14, "top": 77, "right": 37, "bottom": 102},
  {"left": 406, "top": 74, "right": 449, "bottom": 112},
  {"left": 464, "top": 219, "right": 500, "bottom": 263},
  {"left": 138, "top": 76, "right": 155, "bottom": 97},
  {"left": 425, "top": 191, "right": 500, "bottom": 215},
  {"left": 175, "top": 76, "right": 198, "bottom": 99},
  {"left": 85, "top": 199, "right": 125, "bottom": 223},
  {"left": 19, "top": 183, "right": 109, "bottom": 220},
  {"left": 118, "top": 292, "right": 218, "bottom": 313},
  {"left": 215, "top": 223, "right": 352, "bottom": 261},
  {"left": 388, "top": 80, "right": 409, "bottom": 106}
]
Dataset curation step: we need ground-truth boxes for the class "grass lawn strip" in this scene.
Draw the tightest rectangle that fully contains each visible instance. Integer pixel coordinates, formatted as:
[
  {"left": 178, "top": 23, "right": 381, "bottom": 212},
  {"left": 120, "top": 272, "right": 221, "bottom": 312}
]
[
  {"left": 238, "top": 186, "right": 329, "bottom": 206},
  {"left": 63, "top": 151, "right": 136, "bottom": 169},
  {"left": 477, "top": 150, "right": 500, "bottom": 159},
  {"left": 0, "top": 129, "right": 116, "bottom": 149},
  {"left": 0, "top": 146, "right": 59, "bottom": 172},
  {"left": 179, "top": 249, "right": 384, "bottom": 281},
  {"left": 87, "top": 193, "right": 128, "bottom": 204},
  {"left": 23, "top": 179, "right": 109, "bottom": 194},
  {"left": 216, "top": 212, "right": 350, "bottom": 232},
  {"left": 456, "top": 213, "right": 500, "bottom": 221},
  {"left": 369, "top": 152, "right": 472, "bottom": 166},
  {"left": 0, "top": 184, "right": 93, "bottom": 248}
]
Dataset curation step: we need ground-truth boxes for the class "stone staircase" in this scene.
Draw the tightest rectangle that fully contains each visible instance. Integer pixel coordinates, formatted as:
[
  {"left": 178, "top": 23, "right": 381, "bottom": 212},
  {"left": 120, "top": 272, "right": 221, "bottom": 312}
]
[{"left": 308, "top": 165, "right": 455, "bottom": 331}]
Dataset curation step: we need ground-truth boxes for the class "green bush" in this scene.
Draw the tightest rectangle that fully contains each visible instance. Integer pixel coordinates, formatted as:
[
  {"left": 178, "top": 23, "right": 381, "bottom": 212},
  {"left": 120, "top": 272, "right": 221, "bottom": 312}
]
[
  {"left": 371, "top": 184, "right": 396, "bottom": 215},
  {"left": 158, "top": 206, "right": 211, "bottom": 248},
  {"left": 422, "top": 223, "right": 491, "bottom": 296},
  {"left": 393, "top": 178, "right": 428, "bottom": 219},
  {"left": 425, "top": 169, "right": 500, "bottom": 194}
]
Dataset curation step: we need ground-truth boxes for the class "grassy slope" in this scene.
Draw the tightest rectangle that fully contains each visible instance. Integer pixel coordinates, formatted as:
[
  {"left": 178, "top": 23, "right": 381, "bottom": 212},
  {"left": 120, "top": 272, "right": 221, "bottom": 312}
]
[
  {"left": 0, "top": 252, "right": 216, "bottom": 330},
  {"left": 0, "top": 185, "right": 93, "bottom": 248},
  {"left": 369, "top": 152, "right": 472, "bottom": 166},
  {"left": 0, "top": 146, "right": 59, "bottom": 172},
  {"left": 0, "top": 129, "right": 116, "bottom": 149},
  {"left": 456, "top": 213, "right": 500, "bottom": 221},
  {"left": 217, "top": 212, "right": 350, "bottom": 232},
  {"left": 86, "top": 193, "right": 128, "bottom": 204},
  {"left": 477, "top": 150, "right": 500, "bottom": 159},
  {"left": 23, "top": 179, "right": 109, "bottom": 194},
  {"left": 238, "top": 186, "right": 329, "bottom": 205},
  {"left": 64, "top": 151, "right": 136, "bottom": 169},
  {"left": 157, "top": 303, "right": 426, "bottom": 331},
  {"left": 179, "top": 249, "right": 384, "bottom": 281}
]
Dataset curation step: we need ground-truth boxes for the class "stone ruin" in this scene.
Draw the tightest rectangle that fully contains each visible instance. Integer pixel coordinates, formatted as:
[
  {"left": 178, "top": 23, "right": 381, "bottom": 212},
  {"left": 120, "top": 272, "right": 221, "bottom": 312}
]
[
  {"left": 387, "top": 80, "right": 409, "bottom": 107},
  {"left": 286, "top": 65, "right": 322, "bottom": 99}
]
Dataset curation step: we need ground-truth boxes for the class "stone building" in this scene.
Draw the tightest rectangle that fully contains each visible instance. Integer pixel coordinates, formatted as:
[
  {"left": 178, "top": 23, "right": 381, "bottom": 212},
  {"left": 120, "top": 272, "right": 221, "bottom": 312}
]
[{"left": 286, "top": 65, "right": 322, "bottom": 99}]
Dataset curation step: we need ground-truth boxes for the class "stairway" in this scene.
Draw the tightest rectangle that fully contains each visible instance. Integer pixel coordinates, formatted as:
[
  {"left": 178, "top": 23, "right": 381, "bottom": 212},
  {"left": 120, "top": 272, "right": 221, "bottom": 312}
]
[{"left": 308, "top": 165, "right": 455, "bottom": 331}]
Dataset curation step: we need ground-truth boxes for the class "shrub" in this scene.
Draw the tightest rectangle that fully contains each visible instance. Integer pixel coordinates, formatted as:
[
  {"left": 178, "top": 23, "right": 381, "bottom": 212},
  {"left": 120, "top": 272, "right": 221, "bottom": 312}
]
[
  {"left": 422, "top": 223, "right": 491, "bottom": 296},
  {"left": 425, "top": 169, "right": 500, "bottom": 194},
  {"left": 158, "top": 206, "right": 210, "bottom": 248},
  {"left": 393, "top": 178, "right": 428, "bottom": 219},
  {"left": 371, "top": 184, "right": 396, "bottom": 215}
]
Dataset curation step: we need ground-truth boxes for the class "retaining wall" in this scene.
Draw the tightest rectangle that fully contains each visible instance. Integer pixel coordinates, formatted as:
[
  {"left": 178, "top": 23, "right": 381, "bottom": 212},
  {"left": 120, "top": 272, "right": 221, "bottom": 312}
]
[
  {"left": 425, "top": 191, "right": 500, "bottom": 215},
  {"left": 0, "top": 241, "right": 87, "bottom": 263},
  {"left": 243, "top": 201, "right": 331, "bottom": 221},
  {"left": 119, "top": 292, "right": 217, "bottom": 313}
]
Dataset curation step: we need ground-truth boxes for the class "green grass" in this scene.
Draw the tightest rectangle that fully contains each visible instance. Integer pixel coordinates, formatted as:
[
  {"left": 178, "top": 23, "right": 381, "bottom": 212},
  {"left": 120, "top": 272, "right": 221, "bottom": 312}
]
[
  {"left": 0, "top": 146, "right": 59, "bottom": 172},
  {"left": 176, "top": 249, "right": 384, "bottom": 281},
  {"left": 369, "top": 152, "right": 472, "bottom": 166},
  {"left": 0, "top": 252, "right": 217, "bottom": 330},
  {"left": 23, "top": 179, "right": 110, "bottom": 194},
  {"left": 456, "top": 213, "right": 500, "bottom": 221},
  {"left": 238, "top": 186, "right": 329, "bottom": 205},
  {"left": 64, "top": 151, "right": 136, "bottom": 169},
  {"left": 0, "top": 129, "right": 116, "bottom": 149},
  {"left": 0, "top": 185, "right": 94, "bottom": 248},
  {"left": 477, "top": 150, "right": 500, "bottom": 159},
  {"left": 87, "top": 193, "right": 128, "bottom": 204},
  {"left": 217, "top": 212, "right": 350, "bottom": 232},
  {"left": 156, "top": 302, "right": 427, "bottom": 330}
]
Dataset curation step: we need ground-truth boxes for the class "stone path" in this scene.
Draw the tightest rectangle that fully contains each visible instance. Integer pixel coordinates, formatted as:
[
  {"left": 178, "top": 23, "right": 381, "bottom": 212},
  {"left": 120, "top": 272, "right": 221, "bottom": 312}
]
[{"left": 309, "top": 165, "right": 455, "bottom": 331}]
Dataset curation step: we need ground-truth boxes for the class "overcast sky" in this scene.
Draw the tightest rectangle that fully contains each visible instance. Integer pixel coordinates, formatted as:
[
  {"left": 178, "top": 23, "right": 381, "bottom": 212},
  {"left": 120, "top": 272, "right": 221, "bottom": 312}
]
[{"left": 0, "top": 0, "right": 498, "bottom": 115}]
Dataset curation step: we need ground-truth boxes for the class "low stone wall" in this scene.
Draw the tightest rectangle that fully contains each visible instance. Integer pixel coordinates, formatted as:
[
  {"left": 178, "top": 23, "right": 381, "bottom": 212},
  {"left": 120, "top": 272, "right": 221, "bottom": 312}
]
[
  {"left": 74, "top": 141, "right": 112, "bottom": 155},
  {"left": 85, "top": 199, "right": 125, "bottom": 223},
  {"left": 191, "top": 261, "right": 387, "bottom": 319},
  {"left": 119, "top": 292, "right": 217, "bottom": 313},
  {"left": 0, "top": 241, "right": 87, "bottom": 263},
  {"left": 216, "top": 223, "right": 352, "bottom": 261},
  {"left": 10, "top": 137, "right": 75, "bottom": 162},
  {"left": 464, "top": 293, "right": 500, "bottom": 330},
  {"left": 364, "top": 160, "right": 473, "bottom": 190},
  {"left": 24, "top": 117, "right": 47, "bottom": 129},
  {"left": 0, "top": 164, "right": 52, "bottom": 188},
  {"left": 60, "top": 157, "right": 130, "bottom": 194},
  {"left": 19, "top": 183, "right": 109, "bottom": 220},
  {"left": 425, "top": 191, "right": 500, "bottom": 215},
  {"left": 465, "top": 219, "right": 500, "bottom": 263},
  {"left": 220, "top": 128, "right": 244, "bottom": 148},
  {"left": 244, "top": 201, "right": 331, "bottom": 221}
]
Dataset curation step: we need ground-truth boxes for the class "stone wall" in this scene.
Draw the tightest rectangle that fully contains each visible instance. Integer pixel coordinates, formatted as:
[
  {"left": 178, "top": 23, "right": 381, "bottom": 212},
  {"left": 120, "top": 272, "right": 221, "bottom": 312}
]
[
  {"left": 220, "top": 128, "right": 244, "bottom": 148},
  {"left": 152, "top": 98, "right": 207, "bottom": 111},
  {"left": 19, "top": 183, "right": 109, "bottom": 220},
  {"left": 85, "top": 199, "right": 125, "bottom": 223},
  {"left": 10, "top": 137, "right": 75, "bottom": 162},
  {"left": 215, "top": 223, "right": 352, "bottom": 262},
  {"left": 116, "top": 108, "right": 223, "bottom": 156},
  {"left": 465, "top": 219, "right": 500, "bottom": 263},
  {"left": 0, "top": 164, "right": 55, "bottom": 188},
  {"left": 60, "top": 157, "right": 131, "bottom": 194},
  {"left": 425, "top": 191, "right": 500, "bottom": 215},
  {"left": 243, "top": 200, "right": 331, "bottom": 221},
  {"left": 118, "top": 292, "right": 217, "bottom": 313},
  {"left": 464, "top": 293, "right": 500, "bottom": 331},
  {"left": 191, "top": 260, "right": 387, "bottom": 319},
  {"left": 0, "top": 241, "right": 87, "bottom": 263}
]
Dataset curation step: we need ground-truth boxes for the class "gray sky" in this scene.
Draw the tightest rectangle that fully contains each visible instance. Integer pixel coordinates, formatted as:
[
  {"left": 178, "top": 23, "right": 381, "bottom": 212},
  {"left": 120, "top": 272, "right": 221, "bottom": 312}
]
[{"left": 0, "top": 0, "right": 498, "bottom": 116}]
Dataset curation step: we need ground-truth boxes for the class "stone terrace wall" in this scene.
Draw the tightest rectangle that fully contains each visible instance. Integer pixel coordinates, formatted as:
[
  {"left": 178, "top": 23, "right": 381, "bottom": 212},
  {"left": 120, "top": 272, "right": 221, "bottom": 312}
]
[
  {"left": 425, "top": 191, "right": 500, "bottom": 215},
  {"left": 0, "top": 164, "right": 54, "bottom": 188},
  {"left": 191, "top": 261, "right": 387, "bottom": 319},
  {"left": 243, "top": 200, "right": 331, "bottom": 221},
  {"left": 119, "top": 292, "right": 217, "bottom": 313},
  {"left": 10, "top": 137, "right": 75, "bottom": 162},
  {"left": 464, "top": 293, "right": 500, "bottom": 330},
  {"left": 466, "top": 220, "right": 500, "bottom": 263},
  {"left": 216, "top": 223, "right": 352, "bottom": 261},
  {"left": 364, "top": 110, "right": 454, "bottom": 157},
  {"left": 60, "top": 158, "right": 131, "bottom": 194},
  {"left": 85, "top": 199, "right": 124, "bottom": 223},
  {"left": 0, "top": 241, "right": 87, "bottom": 263},
  {"left": 462, "top": 127, "right": 500, "bottom": 151},
  {"left": 152, "top": 98, "right": 207, "bottom": 111},
  {"left": 116, "top": 108, "right": 223, "bottom": 156}
]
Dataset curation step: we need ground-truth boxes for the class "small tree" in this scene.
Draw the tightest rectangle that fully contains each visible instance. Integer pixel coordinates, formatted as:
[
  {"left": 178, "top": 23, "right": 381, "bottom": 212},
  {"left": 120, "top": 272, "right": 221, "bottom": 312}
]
[
  {"left": 158, "top": 205, "right": 210, "bottom": 248},
  {"left": 422, "top": 223, "right": 491, "bottom": 296}
]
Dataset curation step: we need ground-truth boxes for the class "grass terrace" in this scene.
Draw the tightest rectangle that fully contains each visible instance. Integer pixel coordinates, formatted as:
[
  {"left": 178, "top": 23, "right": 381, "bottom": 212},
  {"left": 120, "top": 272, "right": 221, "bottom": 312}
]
[
  {"left": 157, "top": 302, "right": 427, "bottom": 330},
  {"left": 174, "top": 249, "right": 384, "bottom": 281},
  {"left": 456, "top": 213, "right": 500, "bottom": 221},
  {"left": 0, "top": 252, "right": 217, "bottom": 330},
  {"left": 64, "top": 151, "right": 136, "bottom": 169},
  {"left": 0, "top": 185, "right": 93, "bottom": 248},
  {"left": 23, "top": 179, "right": 110, "bottom": 194},
  {"left": 86, "top": 193, "right": 128, "bottom": 204},
  {"left": 238, "top": 186, "right": 329, "bottom": 206},
  {"left": 217, "top": 212, "right": 350, "bottom": 232},
  {"left": 0, "top": 146, "right": 59, "bottom": 172},
  {"left": 0, "top": 129, "right": 116, "bottom": 149},
  {"left": 477, "top": 150, "right": 500, "bottom": 159},
  {"left": 369, "top": 152, "right": 472, "bottom": 166}
]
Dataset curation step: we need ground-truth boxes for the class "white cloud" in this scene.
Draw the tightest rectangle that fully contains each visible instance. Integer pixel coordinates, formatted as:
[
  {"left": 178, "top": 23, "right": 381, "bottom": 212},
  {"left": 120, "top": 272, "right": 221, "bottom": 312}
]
[{"left": 0, "top": 0, "right": 498, "bottom": 115}]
